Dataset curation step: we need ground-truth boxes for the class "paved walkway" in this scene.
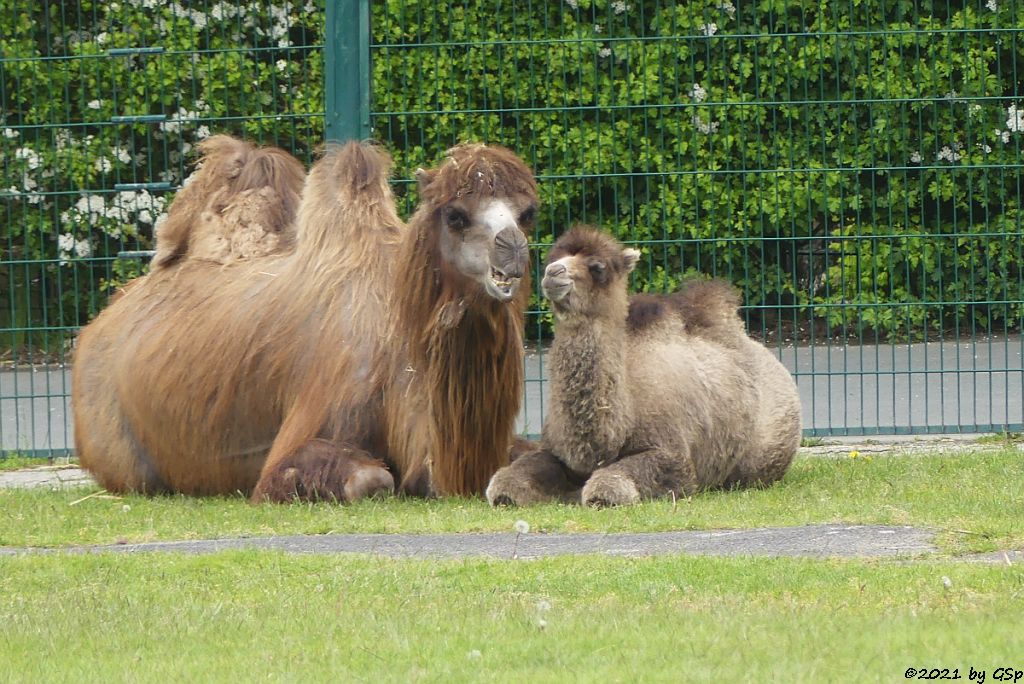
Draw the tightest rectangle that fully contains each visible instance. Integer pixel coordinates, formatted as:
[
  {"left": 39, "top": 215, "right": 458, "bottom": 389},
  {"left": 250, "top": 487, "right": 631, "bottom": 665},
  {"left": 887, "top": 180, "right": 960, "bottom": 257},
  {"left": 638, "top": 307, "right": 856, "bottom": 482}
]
[{"left": 0, "top": 524, "right": 942, "bottom": 560}]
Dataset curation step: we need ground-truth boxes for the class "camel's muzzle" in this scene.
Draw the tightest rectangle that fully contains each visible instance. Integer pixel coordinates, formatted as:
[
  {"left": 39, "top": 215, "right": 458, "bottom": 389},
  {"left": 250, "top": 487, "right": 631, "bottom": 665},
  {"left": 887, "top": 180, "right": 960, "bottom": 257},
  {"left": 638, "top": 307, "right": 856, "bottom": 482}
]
[
  {"left": 486, "top": 226, "right": 529, "bottom": 301},
  {"left": 542, "top": 262, "right": 572, "bottom": 302}
]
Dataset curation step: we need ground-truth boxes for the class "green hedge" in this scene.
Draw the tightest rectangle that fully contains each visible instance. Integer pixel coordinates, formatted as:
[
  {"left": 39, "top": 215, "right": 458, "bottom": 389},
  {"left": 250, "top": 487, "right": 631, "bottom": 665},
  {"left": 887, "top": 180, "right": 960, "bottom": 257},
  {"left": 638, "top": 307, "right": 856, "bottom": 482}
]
[
  {"left": 2, "top": 0, "right": 1023, "bottom": 349},
  {"left": 0, "top": 0, "right": 324, "bottom": 351},
  {"left": 372, "top": 0, "right": 1024, "bottom": 339}
]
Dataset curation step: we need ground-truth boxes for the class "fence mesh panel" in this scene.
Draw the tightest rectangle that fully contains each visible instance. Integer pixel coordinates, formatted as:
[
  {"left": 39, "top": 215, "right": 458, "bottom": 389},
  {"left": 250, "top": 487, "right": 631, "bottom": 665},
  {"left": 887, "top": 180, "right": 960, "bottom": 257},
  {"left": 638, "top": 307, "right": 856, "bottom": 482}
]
[
  {"left": 2, "top": 1, "right": 1022, "bottom": 458},
  {"left": 1, "top": 0, "right": 324, "bottom": 455}
]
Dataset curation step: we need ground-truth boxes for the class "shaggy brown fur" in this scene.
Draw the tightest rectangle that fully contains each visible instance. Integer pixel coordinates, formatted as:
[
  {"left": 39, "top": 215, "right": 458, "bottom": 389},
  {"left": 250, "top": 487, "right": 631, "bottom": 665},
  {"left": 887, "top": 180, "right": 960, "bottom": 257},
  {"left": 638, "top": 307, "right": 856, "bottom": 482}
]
[
  {"left": 486, "top": 225, "right": 802, "bottom": 507},
  {"left": 73, "top": 141, "right": 538, "bottom": 502},
  {"left": 152, "top": 135, "right": 305, "bottom": 268}
]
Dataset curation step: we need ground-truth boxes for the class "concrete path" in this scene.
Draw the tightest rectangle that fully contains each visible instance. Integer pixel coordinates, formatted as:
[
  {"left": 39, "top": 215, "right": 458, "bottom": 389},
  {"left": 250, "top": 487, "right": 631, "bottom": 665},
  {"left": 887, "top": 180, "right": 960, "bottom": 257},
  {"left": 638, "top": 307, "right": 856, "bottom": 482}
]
[{"left": 0, "top": 525, "right": 942, "bottom": 560}]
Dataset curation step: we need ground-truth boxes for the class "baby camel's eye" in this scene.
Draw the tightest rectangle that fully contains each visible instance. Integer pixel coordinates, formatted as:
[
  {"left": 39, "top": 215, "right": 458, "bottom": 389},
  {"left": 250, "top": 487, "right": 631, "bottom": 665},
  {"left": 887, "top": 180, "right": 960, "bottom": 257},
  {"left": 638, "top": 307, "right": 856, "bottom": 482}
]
[
  {"left": 518, "top": 206, "right": 536, "bottom": 225},
  {"left": 444, "top": 206, "right": 469, "bottom": 231},
  {"left": 588, "top": 261, "right": 606, "bottom": 278}
]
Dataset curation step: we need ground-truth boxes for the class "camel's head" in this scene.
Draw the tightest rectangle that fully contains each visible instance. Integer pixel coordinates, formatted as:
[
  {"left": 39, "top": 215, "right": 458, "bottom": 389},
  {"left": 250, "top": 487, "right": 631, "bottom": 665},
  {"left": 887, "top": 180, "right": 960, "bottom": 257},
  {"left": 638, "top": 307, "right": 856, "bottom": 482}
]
[
  {"left": 416, "top": 144, "right": 538, "bottom": 303},
  {"left": 543, "top": 226, "right": 640, "bottom": 318}
]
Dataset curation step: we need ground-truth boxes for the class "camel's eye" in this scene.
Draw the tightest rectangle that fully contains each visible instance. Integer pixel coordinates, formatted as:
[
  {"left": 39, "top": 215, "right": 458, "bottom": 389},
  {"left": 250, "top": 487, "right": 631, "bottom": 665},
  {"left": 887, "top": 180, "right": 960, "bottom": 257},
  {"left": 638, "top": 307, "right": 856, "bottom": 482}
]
[
  {"left": 444, "top": 206, "right": 469, "bottom": 231},
  {"left": 588, "top": 261, "right": 606, "bottom": 280},
  {"left": 518, "top": 206, "right": 536, "bottom": 225}
]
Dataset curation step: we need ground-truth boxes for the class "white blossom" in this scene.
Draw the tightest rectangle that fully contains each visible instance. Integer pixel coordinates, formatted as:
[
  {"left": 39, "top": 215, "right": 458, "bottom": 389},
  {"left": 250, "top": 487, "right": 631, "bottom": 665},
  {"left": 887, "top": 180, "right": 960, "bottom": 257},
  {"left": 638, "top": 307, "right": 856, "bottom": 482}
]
[
  {"left": 594, "top": 24, "right": 603, "bottom": 33},
  {"left": 87, "top": 99, "right": 102, "bottom": 110},
  {"left": 114, "top": 146, "right": 132, "bottom": 164},
  {"left": 936, "top": 145, "right": 962, "bottom": 162},
  {"left": 94, "top": 157, "right": 112, "bottom": 173},
  {"left": 276, "top": 59, "right": 289, "bottom": 72},
  {"left": 699, "top": 22, "right": 718, "bottom": 36},
  {"left": 692, "top": 113, "right": 719, "bottom": 135},
  {"left": 2, "top": 128, "right": 18, "bottom": 139},
  {"left": 611, "top": 1, "right": 629, "bottom": 14},
  {"left": 58, "top": 233, "right": 76, "bottom": 253},
  {"left": 986, "top": 0, "right": 998, "bottom": 11},
  {"left": 1005, "top": 104, "right": 1023, "bottom": 133},
  {"left": 598, "top": 47, "right": 612, "bottom": 58},
  {"left": 689, "top": 82, "right": 707, "bottom": 103},
  {"left": 15, "top": 147, "right": 41, "bottom": 170},
  {"left": 565, "top": 0, "right": 578, "bottom": 7},
  {"left": 55, "top": 130, "right": 72, "bottom": 149},
  {"left": 195, "top": 125, "right": 211, "bottom": 140},
  {"left": 978, "top": 142, "right": 993, "bottom": 154},
  {"left": 718, "top": 0, "right": 736, "bottom": 18},
  {"left": 74, "top": 239, "right": 92, "bottom": 258},
  {"left": 909, "top": 151, "right": 922, "bottom": 163}
]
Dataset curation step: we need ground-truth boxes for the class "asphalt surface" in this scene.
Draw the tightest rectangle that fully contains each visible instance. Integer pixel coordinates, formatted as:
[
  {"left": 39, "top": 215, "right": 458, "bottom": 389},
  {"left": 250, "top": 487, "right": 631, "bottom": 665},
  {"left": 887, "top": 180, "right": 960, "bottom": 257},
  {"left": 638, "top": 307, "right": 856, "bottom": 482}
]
[
  {"left": 0, "top": 525, "right": 940, "bottom": 560},
  {"left": 3, "top": 335, "right": 1023, "bottom": 453}
]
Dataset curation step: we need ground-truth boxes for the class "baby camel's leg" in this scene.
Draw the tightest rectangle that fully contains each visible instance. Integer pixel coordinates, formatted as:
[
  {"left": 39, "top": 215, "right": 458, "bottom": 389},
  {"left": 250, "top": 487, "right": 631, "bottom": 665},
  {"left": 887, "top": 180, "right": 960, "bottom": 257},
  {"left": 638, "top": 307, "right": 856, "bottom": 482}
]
[
  {"left": 582, "top": 447, "right": 698, "bottom": 507},
  {"left": 251, "top": 438, "right": 394, "bottom": 503},
  {"left": 486, "top": 448, "right": 585, "bottom": 506}
]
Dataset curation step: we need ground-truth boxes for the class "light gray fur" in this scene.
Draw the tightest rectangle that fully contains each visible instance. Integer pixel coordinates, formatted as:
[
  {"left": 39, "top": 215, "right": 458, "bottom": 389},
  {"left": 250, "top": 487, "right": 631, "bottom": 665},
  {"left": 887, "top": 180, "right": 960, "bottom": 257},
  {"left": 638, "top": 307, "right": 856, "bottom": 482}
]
[{"left": 486, "top": 228, "right": 801, "bottom": 507}]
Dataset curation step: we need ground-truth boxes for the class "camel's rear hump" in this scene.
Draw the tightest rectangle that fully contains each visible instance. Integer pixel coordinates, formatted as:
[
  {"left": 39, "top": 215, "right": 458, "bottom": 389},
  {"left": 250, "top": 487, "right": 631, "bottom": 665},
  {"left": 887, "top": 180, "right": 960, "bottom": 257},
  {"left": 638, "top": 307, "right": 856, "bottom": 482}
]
[
  {"left": 152, "top": 135, "right": 305, "bottom": 268},
  {"left": 627, "top": 279, "right": 741, "bottom": 335}
]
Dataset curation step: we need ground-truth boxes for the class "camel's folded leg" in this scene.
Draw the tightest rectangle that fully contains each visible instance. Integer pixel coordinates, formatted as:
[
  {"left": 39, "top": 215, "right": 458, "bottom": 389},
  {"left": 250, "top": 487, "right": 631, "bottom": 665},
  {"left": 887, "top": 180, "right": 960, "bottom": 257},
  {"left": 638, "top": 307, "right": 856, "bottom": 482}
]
[
  {"left": 486, "top": 448, "right": 585, "bottom": 506},
  {"left": 582, "top": 447, "right": 698, "bottom": 507},
  {"left": 250, "top": 438, "right": 394, "bottom": 503},
  {"left": 509, "top": 436, "right": 540, "bottom": 463}
]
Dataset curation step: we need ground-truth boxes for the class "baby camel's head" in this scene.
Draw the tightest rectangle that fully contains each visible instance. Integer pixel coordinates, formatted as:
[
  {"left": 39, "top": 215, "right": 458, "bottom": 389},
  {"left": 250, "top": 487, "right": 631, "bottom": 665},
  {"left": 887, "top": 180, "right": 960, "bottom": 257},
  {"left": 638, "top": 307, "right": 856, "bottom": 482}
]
[{"left": 542, "top": 226, "right": 640, "bottom": 320}]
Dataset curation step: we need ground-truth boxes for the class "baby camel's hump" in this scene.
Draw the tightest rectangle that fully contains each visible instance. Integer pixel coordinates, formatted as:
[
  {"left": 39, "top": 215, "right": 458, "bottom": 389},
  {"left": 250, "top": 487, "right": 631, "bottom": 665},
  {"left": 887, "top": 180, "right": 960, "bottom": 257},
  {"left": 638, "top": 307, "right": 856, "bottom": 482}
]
[
  {"left": 626, "top": 329, "right": 759, "bottom": 462},
  {"left": 624, "top": 303, "right": 800, "bottom": 488}
]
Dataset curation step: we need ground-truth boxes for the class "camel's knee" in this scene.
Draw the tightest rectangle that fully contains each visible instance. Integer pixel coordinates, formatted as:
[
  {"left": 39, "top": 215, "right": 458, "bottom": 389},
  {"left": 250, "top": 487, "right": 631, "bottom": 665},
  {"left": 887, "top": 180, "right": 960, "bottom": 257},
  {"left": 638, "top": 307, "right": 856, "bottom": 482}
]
[
  {"left": 251, "top": 439, "right": 394, "bottom": 504},
  {"left": 582, "top": 448, "right": 697, "bottom": 506},
  {"left": 581, "top": 471, "right": 640, "bottom": 507},
  {"left": 486, "top": 450, "right": 582, "bottom": 506}
]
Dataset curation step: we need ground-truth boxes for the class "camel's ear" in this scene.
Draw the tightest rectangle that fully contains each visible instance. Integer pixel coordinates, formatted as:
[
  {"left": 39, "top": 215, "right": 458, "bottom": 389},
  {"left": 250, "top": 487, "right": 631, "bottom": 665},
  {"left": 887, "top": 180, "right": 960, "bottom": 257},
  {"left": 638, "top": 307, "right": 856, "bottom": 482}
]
[
  {"left": 622, "top": 248, "right": 641, "bottom": 273},
  {"left": 415, "top": 167, "right": 437, "bottom": 191}
]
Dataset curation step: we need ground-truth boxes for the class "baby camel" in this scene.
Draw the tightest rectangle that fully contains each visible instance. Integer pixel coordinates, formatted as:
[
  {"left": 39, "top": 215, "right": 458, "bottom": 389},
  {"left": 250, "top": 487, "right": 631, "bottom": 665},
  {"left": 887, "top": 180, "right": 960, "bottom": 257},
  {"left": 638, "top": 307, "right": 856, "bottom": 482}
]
[{"left": 487, "top": 226, "right": 801, "bottom": 507}]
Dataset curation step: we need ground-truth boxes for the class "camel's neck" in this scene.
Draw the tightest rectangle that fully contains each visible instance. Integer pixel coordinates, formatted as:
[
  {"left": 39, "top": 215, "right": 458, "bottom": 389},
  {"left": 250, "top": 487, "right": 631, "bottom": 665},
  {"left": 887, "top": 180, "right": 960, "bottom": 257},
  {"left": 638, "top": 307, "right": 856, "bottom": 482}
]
[
  {"left": 384, "top": 222, "right": 527, "bottom": 496},
  {"left": 545, "top": 315, "right": 633, "bottom": 474}
]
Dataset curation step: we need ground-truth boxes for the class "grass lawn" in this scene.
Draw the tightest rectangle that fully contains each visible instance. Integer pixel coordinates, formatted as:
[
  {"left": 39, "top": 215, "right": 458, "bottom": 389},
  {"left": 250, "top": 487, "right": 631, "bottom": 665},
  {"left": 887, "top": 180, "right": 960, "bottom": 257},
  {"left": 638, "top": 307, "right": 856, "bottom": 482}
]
[
  {"left": 0, "top": 448, "right": 1022, "bottom": 554},
  {"left": 1, "top": 448, "right": 1022, "bottom": 680},
  {"left": 1, "top": 552, "right": 1022, "bottom": 681}
]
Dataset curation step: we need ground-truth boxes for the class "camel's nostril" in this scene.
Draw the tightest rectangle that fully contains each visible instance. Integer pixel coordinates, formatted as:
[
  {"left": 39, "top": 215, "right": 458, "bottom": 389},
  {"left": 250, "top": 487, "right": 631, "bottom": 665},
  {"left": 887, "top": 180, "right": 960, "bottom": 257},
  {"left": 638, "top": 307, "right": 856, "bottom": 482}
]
[{"left": 546, "top": 263, "right": 567, "bottom": 278}]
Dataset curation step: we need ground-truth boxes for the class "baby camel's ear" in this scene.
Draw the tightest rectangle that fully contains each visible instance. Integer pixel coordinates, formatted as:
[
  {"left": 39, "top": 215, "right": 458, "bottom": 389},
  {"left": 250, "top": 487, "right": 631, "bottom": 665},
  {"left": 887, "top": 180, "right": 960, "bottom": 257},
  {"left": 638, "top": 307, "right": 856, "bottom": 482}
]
[
  {"left": 414, "top": 167, "right": 436, "bottom": 192},
  {"left": 622, "top": 248, "right": 641, "bottom": 273}
]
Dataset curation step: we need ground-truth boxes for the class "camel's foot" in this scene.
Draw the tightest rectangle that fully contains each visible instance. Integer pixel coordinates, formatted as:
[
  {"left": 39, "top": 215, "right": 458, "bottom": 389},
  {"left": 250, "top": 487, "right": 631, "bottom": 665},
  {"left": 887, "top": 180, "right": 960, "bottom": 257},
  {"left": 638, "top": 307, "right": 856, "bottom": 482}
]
[
  {"left": 486, "top": 449, "right": 583, "bottom": 506},
  {"left": 581, "top": 471, "right": 640, "bottom": 507},
  {"left": 251, "top": 439, "right": 394, "bottom": 503}
]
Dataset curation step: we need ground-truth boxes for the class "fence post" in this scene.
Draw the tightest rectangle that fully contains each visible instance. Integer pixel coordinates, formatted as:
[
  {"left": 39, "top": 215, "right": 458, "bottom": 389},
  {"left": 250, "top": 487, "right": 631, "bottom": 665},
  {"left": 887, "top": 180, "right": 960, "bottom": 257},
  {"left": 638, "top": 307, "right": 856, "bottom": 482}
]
[{"left": 324, "top": 0, "right": 371, "bottom": 143}]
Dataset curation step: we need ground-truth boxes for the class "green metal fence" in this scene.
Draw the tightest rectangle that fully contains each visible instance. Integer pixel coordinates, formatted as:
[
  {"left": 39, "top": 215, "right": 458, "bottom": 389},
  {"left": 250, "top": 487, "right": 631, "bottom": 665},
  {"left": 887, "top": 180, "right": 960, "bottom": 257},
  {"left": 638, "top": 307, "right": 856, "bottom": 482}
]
[{"left": 2, "top": 1, "right": 1023, "bottom": 457}]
